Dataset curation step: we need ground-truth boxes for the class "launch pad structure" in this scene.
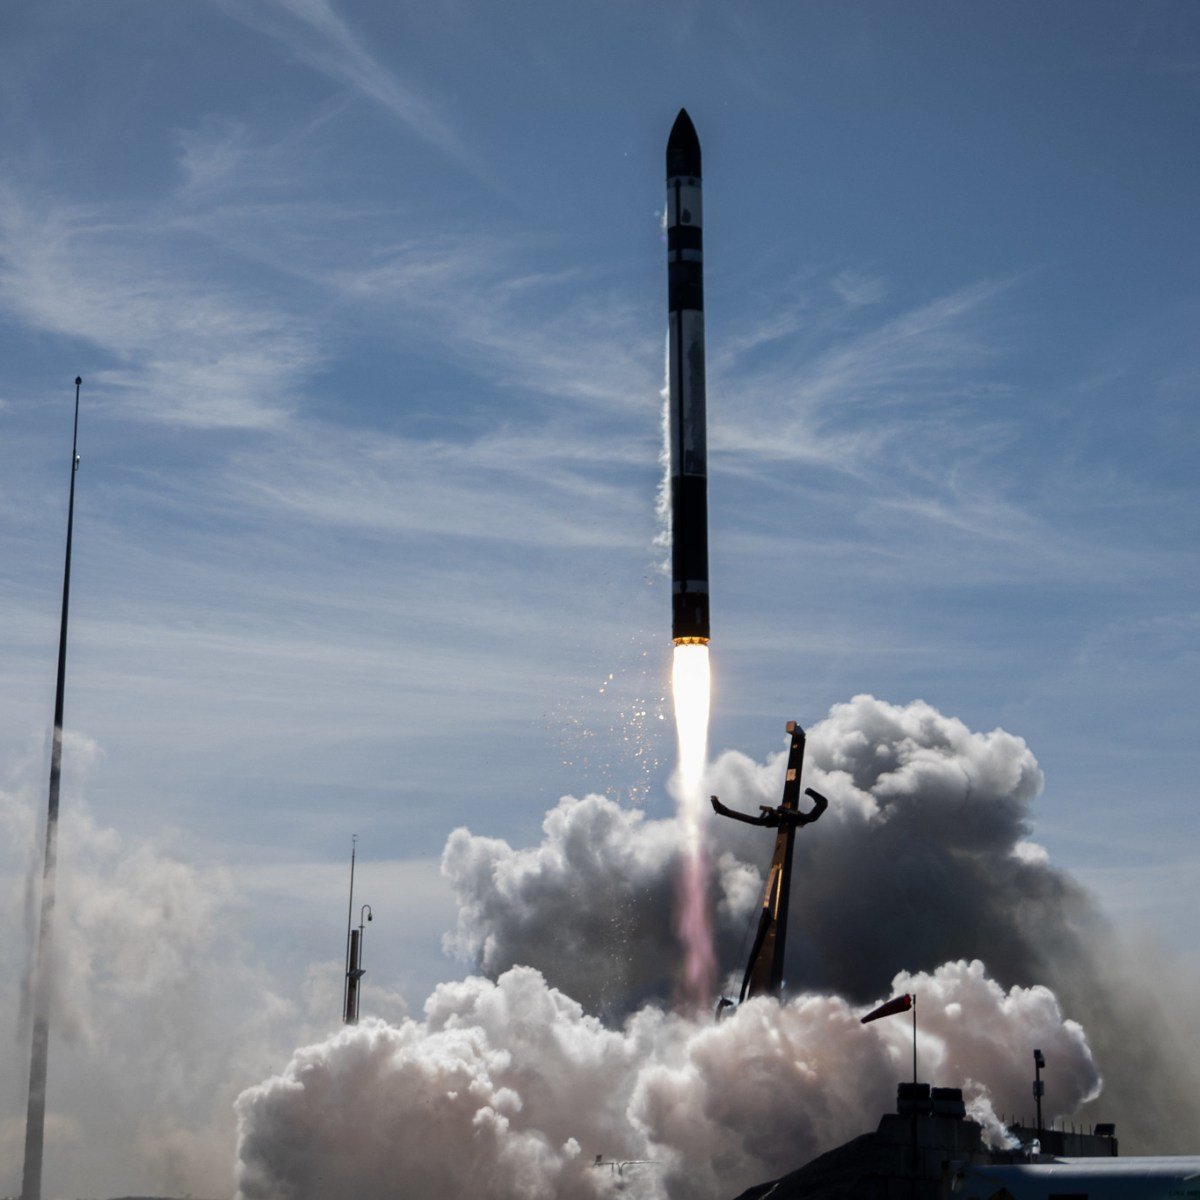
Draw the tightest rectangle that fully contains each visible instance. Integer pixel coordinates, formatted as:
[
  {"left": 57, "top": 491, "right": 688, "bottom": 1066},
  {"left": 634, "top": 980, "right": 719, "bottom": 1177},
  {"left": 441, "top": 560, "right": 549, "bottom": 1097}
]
[{"left": 712, "top": 720, "right": 828, "bottom": 1005}]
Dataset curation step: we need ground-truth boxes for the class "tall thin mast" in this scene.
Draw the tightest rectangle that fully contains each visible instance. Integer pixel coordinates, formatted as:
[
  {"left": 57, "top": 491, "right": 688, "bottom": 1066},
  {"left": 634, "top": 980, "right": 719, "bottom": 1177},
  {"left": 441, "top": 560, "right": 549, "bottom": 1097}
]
[
  {"left": 22, "top": 376, "right": 83, "bottom": 1200},
  {"left": 343, "top": 836, "right": 357, "bottom": 1023}
]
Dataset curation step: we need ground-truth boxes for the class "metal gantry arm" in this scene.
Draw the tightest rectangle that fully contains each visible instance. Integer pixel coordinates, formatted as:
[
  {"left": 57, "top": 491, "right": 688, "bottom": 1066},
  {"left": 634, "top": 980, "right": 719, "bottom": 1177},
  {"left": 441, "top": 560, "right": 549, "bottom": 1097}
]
[{"left": 709, "top": 787, "right": 828, "bottom": 828}]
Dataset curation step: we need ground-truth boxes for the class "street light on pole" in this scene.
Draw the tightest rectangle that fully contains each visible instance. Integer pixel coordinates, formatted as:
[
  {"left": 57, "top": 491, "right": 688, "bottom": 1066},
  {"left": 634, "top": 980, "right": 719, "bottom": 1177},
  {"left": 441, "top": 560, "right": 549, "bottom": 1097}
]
[
  {"left": 345, "top": 904, "right": 373, "bottom": 1024},
  {"left": 359, "top": 905, "right": 373, "bottom": 970}
]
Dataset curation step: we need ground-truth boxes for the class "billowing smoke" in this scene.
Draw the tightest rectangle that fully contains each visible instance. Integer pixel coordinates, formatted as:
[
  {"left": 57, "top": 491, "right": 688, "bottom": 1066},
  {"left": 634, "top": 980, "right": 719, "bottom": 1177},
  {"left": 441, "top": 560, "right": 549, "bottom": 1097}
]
[
  {"left": 441, "top": 792, "right": 758, "bottom": 1018},
  {"left": 441, "top": 694, "right": 1200, "bottom": 1149},
  {"left": 444, "top": 695, "right": 1062, "bottom": 1011},
  {"left": 234, "top": 693, "right": 1199, "bottom": 1198},
  {"left": 444, "top": 792, "right": 686, "bottom": 1015},
  {"left": 0, "top": 746, "right": 346, "bottom": 1200},
  {"left": 235, "top": 959, "right": 1098, "bottom": 1200},
  {"left": 12, "top": 694, "right": 1188, "bottom": 1198}
]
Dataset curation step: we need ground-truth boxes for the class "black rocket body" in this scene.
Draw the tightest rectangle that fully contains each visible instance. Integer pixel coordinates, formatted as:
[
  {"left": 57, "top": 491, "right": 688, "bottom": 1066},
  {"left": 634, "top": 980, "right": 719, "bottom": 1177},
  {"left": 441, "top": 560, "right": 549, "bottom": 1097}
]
[{"left": 666, "top": 109, "right": 710, "bottom": 645}]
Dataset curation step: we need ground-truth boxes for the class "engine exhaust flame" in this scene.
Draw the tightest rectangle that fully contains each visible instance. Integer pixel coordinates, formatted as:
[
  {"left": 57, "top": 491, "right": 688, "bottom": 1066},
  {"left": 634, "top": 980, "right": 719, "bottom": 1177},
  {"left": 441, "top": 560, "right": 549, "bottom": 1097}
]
[{"left": 670, "top": 642, "right": 715, "bottom": 1007}]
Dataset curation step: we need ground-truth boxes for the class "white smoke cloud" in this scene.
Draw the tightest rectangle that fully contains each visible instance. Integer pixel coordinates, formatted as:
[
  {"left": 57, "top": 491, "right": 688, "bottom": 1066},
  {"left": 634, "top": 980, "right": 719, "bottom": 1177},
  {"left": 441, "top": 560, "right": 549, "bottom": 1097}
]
[
  {"left": 234, "top": 959, "right": 1099, "bottom": 1200},
  {"left": 439, "top": 694, "right": 1200, "bottom": 1153},
  {"left": 443, "top": 794, "right": 756, "bottom": 1015},
  {"left": 0, "top": 768, "right": 336, "bottom": 1200},
  {"left": 236, "top": 701, "right": 1117, "bottom": 1197},
  {"left": 441, "top": 695, "right": 1062, "bottom": 1010},
  {"left": 8, "top": 694, "right": 1194, "bottom": 1199},
  {"left": 442, "top": 790, "right": 768, "bottom": 1015}
]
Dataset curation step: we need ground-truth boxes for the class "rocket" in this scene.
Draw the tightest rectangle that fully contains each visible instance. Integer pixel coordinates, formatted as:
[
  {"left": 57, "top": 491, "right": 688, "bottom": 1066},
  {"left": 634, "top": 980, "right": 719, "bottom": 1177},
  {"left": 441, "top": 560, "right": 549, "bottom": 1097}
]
[{"left": 666, "top": 109, "right": 710, "bottom": 645}]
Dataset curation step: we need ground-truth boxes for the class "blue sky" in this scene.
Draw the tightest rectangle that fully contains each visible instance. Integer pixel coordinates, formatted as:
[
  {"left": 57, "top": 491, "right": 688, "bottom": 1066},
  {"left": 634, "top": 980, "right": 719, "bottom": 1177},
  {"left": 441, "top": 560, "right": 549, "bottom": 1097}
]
[{"left": 1, "top": 0, "right": 1198, "bottom": 1190}]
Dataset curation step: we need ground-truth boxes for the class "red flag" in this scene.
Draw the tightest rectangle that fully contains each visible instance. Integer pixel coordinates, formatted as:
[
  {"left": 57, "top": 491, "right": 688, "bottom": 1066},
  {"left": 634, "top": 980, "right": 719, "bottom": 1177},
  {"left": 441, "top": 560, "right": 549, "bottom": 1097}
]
[{"left": 860, "top": 994, "right": 913, "bottom": 1024}]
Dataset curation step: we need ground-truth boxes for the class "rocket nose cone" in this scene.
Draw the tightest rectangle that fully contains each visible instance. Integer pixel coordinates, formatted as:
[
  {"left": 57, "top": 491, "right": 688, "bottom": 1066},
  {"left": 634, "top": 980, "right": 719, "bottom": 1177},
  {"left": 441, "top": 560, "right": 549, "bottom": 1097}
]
[{"left": 667, "top": 108, "right": 701, "bottom": 178}]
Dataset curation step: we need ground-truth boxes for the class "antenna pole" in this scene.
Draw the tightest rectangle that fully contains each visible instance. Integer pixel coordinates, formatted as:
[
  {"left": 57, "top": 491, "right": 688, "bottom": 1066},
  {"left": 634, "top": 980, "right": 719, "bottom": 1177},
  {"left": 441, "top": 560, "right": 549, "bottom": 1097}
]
[
  {"left": 22, "top": 377, "right": 83, "bottom": 1200},
  {"left": 343, "top": 836, "right": 357, "bottom": 1023}
]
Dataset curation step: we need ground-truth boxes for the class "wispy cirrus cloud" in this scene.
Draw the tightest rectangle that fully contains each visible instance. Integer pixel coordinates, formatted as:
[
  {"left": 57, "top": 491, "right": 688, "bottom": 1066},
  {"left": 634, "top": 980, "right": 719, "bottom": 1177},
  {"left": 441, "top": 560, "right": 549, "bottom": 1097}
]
[
  {"left": 222, "top": 421, "right": 653, "bottom": 557},
  {"left": 214, "top": 0, "right": 468, "bottom": 164},
  {"left": 167, "top": 208, "right": 662, "bottom": 416},
  {"left": 701, "top": 272, "right": 1178, "bottom": 587},
  {"left": 316, "top": 234, "right": 660, "bottom": 412},
  {"left": 0, "top": 160, "right": 1133, "bottom": 596},
  {"left": 715, "top": 275, "right": 1015, "bottom": 466},
  {"left": 0, "top": 188, "right": 319, "bottom": 430},
  {"left": 176, "top": 120, "right": 256, "bottom": 198}
]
